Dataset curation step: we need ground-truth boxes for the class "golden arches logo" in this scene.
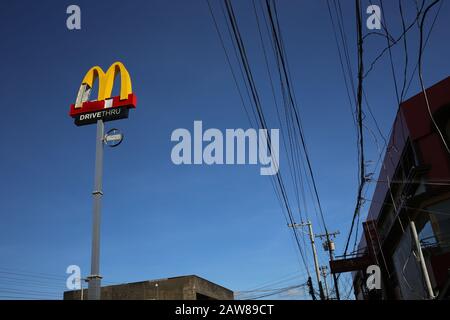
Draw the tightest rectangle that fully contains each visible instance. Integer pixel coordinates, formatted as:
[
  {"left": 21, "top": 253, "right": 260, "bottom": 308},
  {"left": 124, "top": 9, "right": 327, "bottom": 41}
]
[
  {"left": 70, "top": 61, "right": 137, "bottom": 126},
  {"left": 78, "top": 62, "right": 132, "bottom": 104}
]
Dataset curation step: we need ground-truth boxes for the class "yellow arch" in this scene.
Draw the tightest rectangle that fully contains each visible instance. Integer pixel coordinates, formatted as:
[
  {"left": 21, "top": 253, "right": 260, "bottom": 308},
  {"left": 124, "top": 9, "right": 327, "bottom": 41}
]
[
  {"left": 101, "top": 62, "right": 132, "bottom": 100},
  {"left": 81, "top": 66, "right": 106, "bottom": 99},
  {"left": 80, "top": 62, "right": 132, "bottom": 101}
]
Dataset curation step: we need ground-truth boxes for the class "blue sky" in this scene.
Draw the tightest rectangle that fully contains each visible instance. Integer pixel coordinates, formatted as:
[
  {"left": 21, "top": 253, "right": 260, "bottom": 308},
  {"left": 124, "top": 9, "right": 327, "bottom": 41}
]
[{"left": 0, "top": 0, "right": 449, "bottom": 299}]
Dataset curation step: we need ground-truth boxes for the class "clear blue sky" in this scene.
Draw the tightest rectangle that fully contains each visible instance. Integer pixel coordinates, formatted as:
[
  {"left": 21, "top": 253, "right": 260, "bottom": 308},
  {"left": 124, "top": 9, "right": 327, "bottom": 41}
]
[{"left": 0, "top": 0, "right": 449, "bottom": 300}]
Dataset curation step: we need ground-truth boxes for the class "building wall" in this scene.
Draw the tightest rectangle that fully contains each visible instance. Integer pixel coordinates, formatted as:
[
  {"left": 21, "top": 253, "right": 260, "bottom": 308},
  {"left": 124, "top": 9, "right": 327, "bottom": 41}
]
[
  {"left": 64, "top": 275, "right": 234, "bottom": 300},
  {"left": 352, "top": 77, "right": 450, "bottom": 300},
  {"left": 391, "top": 225, "right": 428, "bottom": 299}
]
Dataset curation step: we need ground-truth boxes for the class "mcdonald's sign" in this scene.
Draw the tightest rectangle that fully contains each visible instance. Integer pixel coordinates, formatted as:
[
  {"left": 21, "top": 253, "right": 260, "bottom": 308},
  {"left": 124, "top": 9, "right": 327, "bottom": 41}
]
[{"left": 69, "top": 62, "right": 137, "bottom": 126}]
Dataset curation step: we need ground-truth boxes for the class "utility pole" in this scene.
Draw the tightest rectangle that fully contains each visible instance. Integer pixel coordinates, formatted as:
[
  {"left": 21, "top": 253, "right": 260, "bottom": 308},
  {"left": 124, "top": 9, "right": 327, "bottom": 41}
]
[
  {"left": 316, "top": 230, "right": 341, "bottom": 300},
  {"left": 320, "top": 266, "right": 329, "bottom": 299},
  {"left": 306, "top": 276, "right": 316, "bottom": 300},
  {"left": 289, "top": 221, "right": 325, "bottom": 300},
  {"left": 87, "top": 119, "right": 104, "bottom": 300}
]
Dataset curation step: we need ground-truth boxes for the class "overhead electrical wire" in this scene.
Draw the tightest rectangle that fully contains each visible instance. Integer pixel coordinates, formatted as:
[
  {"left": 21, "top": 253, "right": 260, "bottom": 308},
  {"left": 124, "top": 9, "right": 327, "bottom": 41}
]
[
  {"left": 263, "top": 0, "right": 340, "bottom": 299},
  {"left": 206, "top": 0, "right": 339, "bottom": 299},
  {"left": 363, "top": 1, "right": 426, "bottom": 79},
  {"left": 404, "top": 0, "right": 443, "bottom": 96},
  {"left": 342, "top": 0, "right": 365, "bottom": 259},
  {"left": 361, "top": 197, "right": 450, "bottom": 217},
  {"left": 417, "top": 0, "right": 449, "bottom": 154},
  {"left": 251, "top": 0, "right": 308, "bottom": 227},
  {"left": 336, "top": 0, "right": 446, "bottom": 300},
  {"left": 264, "top": 0, "right": 330, "bottom": 235},
  {"left": 240, "top": 283, "right": 308, "bottom": 300},
  {"left": 220, "top": 0, "right": 312, "bottom": 280}
]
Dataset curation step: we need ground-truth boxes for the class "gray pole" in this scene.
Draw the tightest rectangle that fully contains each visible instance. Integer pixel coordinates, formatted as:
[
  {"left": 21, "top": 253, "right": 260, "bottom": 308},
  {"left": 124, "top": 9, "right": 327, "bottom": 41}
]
[
  {"left": 306, "top": 221, "right": 322, "bottom": 292},
  {"left": 87, "top": 119, "right": 104, "bottom": 300},
  {"left": 320, "top": 266, "right": 329, "bottom": 299},
  {"left": 326, "top": 236, "right": 340, "bottom": 300},
  {"left": 410, "top": 220, "right": 435, "bottom": 299},
  {"left": 316, "top": 231, "right": 340, "bottom": 299},
  {"left": 288, "top": 222, "right": 324, "bottom": 299}
]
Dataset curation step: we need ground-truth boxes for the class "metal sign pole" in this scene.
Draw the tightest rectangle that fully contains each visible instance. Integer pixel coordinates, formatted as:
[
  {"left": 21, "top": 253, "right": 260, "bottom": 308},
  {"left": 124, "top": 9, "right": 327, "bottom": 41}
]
[
  {"left": 87, "top": 119, "right": 104, "bottom": 300},
  {"left": 70, "top": 62, "right": 135, "bottom": 300}
]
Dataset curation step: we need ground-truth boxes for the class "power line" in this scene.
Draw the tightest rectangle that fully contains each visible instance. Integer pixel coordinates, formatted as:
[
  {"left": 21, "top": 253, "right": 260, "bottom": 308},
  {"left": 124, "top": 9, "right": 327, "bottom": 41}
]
[
  {"left": 264, "top": 0, "right": 330, "bottom": 235},
  {"left": 363, "top": 0, "right": 426, "bottom": 79},
  {"left": 220, "top": 0, "right": 312, "bottom": 280},
  {"left": 404, "top": 0, "right": 443, "bottom": 96},
  {"left": 362, "top": 197, "right": 450, "bottom": 217},
  {"left": 417, "top": 0, "right": 449, "bottom": 154},
  {"left": 236, "top": 271, "right": 307, "bottom": 294},
  {"left": 263, "top": 0, "right": 340, "bottom": 298},
  {"left": 343, "top": 0, "right": 366, "bottom": 259},
  {"left": 240, "top": 283, "right": 308, "bottom": 300},
  {"left": 205, "top": 0, "right": 256, "bottom": 128}
]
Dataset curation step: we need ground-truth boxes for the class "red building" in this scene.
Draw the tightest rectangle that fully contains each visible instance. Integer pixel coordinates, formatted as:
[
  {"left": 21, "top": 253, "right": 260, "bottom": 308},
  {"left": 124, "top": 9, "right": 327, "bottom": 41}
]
[{"left": 331, "top": 77, "right": 450, "bottom": 300}]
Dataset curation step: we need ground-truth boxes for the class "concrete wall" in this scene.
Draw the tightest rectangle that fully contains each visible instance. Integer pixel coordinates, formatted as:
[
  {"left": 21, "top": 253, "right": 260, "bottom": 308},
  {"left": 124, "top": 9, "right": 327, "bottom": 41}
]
[{"left": 64, "top": 275, "right": 233, "bottom": 300}]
